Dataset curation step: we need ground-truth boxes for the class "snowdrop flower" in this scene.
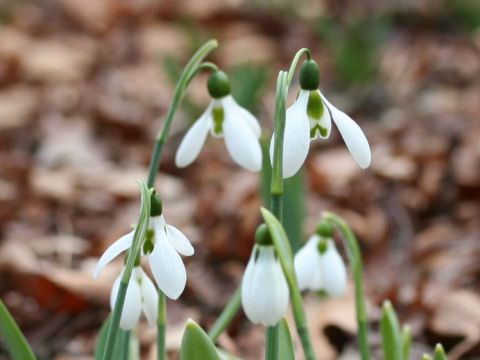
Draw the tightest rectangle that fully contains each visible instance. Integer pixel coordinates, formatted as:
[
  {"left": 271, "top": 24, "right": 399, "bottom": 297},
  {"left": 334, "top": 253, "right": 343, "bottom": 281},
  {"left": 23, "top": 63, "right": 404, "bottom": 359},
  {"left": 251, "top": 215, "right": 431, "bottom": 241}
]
[
  {"left": 271, "top": 59, "right": 371, "bottom": 178},
  {"left": 94, "top": 193, "right": 194, "bottom": 300},
  {"left": 294, "top": 220, "right": 347, "bottom": 297},
  {"left": 175, "top": 70, "right": 262, "bottom": 172},
  {"left": 241, "top": 224, "right": 289, "bottom": 326},
  {"left": 110, "top": 266, "right": 158, "bottom": 330}
]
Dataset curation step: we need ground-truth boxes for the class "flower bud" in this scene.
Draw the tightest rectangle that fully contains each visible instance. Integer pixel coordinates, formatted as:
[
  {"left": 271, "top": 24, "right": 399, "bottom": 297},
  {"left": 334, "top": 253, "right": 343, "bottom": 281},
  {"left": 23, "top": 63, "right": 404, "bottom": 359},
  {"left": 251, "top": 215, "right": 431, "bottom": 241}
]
[
  {"left": 299, "top": 59, "right": 320, "bottom": 90},
  {"left": 207, "top": 70, "right": 231, "bottom": 99}
]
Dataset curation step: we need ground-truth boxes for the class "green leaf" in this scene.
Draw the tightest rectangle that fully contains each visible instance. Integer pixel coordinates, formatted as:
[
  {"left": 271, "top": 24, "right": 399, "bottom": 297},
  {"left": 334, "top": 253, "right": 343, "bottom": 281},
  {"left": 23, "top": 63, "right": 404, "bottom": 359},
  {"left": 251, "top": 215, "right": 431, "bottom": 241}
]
[
  {"left": 95, "top": 317, "right": 137, "bottom": 360},
  {"left": 433, "top": 344, "right": 447, "bottom": 360},
  {"left": 423, "top": 355, "right": 432, "bottom": 360},
  {"left": 278, "top": 318, "right": 296, "bottom": 360},
  {"left": 0, "top": 299, "right": 36, "bottom": 360},
  {"left": 180, "top": 319, "right": 220, "bottom": 360},
  {"left": 216, "top": 348, "right": 243, "bottom": 360},
  {"left": 401, "top": 325, "right": 411, "bottom": 360},
  {"left": 380, "top": 300, "right": 403, "bottom": 360},
  {"left": 260, "top": 207, "right": 296, "bottom": 287}
]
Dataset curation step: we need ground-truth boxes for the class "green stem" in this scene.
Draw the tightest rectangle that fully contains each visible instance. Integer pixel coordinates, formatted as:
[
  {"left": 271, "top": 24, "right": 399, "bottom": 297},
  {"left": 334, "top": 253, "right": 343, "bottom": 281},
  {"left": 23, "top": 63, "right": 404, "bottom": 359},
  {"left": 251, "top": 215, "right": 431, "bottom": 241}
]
[
  {"left": 146, "top": 39, "right": 218, "bottom": 358},
  {"left": 103, "top": 182, "right": 151, "bottom": 360},
  {"left": 323, "top": 211, "right": 371, "bottom": 360},
  {"left": 147, "top": 39, "right": 218, "bottom": 187},
  {"left": 265, "top": 326, "right": 279, "bottom": 360},
  {"left": 286, "top": 48, "right": 311, "bottom": 89},
  {"left": 157, "top": 293, "right": 167, "bottom": 360},
  {"left": 208, "top": 286, "right": 241, "bottom": 342},
  {"left": 121, "top": 331, "right": 130, "bottom": 360}
]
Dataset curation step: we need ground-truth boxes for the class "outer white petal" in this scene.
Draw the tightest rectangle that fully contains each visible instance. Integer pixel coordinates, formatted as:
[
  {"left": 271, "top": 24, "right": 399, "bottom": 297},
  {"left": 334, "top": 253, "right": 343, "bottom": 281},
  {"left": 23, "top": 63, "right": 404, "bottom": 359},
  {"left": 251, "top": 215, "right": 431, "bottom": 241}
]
[
  {"left": 223, "top": 99, "right": 262, "bottom": 171},
  {"left": 223, "top": 95, "right": 261, "bottom": 138},
  {"left": 175, "top": 103, "right": 213, "bottom": 168},
  {"left": 319, "top": 92, "right": 371, "bottom": 169},
  {"left": 149, "top": 232, "right": 187, "bottom": 300},
  {"left": 249, "top": 246, "right": 289, "bottom": 326},
  {"left": 294, "top": 235, "right": 321, "bottom": 291},
  {"left": 94, "top": 231, "right": 134, "bottom": 280},
  {"left": 241, "top": 247, "right": 260, "bottom": 324},
  {"left": 270, "top": 90, "right": 311, "bottom": 178},
  {"left": 137, "top": 268, "right": 159, "bottom": 324},
  {"left": 320, "top": 240, "right": 347, "bottom": 297},
  {"left": 166, "top": 225, "right": 194, "bottom": 256},
  {"left": 110, "top": 270, "right": 142, "bottom": 330}
]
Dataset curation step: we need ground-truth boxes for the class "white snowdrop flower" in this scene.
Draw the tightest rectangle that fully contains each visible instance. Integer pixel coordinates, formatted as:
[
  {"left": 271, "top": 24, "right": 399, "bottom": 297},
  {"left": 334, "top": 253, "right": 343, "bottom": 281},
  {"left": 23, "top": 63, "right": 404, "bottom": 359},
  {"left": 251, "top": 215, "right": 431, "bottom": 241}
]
[
  {"left": 94, "top": 193, "right": 194, "bottom": 300},
  {"left": 271, "top": 59, "right": 371, "bottom": 178},
  {"left": 241, "top": 225, "right": 289, "bottom": 326},
  {"left": 175, "top": 70, "right": 262, "bottom": 172},
  {"left": 110, "top": 266, "right": 158, "bottom": 330},
  {"left": 294, "top": 221, "right": 347, "bottom": 297}
]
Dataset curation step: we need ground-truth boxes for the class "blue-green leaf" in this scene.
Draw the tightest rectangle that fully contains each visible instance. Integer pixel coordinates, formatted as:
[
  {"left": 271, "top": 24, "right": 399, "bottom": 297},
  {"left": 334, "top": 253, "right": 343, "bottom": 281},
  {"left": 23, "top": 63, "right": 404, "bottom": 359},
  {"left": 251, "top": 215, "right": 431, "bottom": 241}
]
[
  {"left": 180, "top": 319, "right": 220, "bottom": 360},
  {"left": 380, "top": 300, "right": 403, "bottom": 360},
  {"left": 278, "top": 318, "right": 295, "bottom": 360},
  {"left": 0, "top": 299, "right": 36, "bottom": 360},
  {"left": 433, "top": 344, "right": 447, "bottom": 360}
]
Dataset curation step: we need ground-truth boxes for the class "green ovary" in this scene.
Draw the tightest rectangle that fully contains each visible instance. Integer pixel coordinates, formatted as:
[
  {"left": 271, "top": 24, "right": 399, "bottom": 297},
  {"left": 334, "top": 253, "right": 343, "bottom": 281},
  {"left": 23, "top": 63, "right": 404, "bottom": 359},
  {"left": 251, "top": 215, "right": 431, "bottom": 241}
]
[{"left": 212, "top": 106, "right": 224, "bottom": 136}]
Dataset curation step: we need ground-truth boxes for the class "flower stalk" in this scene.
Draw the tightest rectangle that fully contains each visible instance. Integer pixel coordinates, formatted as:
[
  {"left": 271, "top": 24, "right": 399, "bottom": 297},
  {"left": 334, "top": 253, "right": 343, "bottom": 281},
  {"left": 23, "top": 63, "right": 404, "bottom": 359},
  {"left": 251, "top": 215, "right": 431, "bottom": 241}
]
[
  {"left": 103, "top": 181, "right": 151, "bottom": 360},
  {"left": 323, "top": 211, "right": 371, "bottom": 360}
]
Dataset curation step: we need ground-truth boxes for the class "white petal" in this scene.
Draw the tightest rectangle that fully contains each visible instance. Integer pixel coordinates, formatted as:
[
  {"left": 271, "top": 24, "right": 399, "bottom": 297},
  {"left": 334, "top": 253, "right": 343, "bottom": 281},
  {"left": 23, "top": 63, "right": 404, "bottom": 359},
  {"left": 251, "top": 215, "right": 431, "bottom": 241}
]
[
  {"left": 241, "top": 248, "right": 260, "bottom": 324},
  {"left": 320, "top": 240, "right": 347, "bottom": 297},
  {"left": 294, "top": 235, "right": 321, "bottom": 291},
  {"left": 223, "top": 99, "right": 262, "bottom": 171},
  {"left": 149, "top": 234, "right": 187, "bottom": 300},
  {"left": 249, "top": 246, "right": 289, "bottom": 326},
  {"left": 223, "top": 96, "right": 261, "bottom": 138},
  {"left": 175, "top": 103, "right": 213, "bottom": 168},
  {"left": 320, "top": 92, "right": 371, "bottom": 169},
  {"left": 138, "top": 268, "right": 159, "bottom": 324},
  {"left": 166, "top": 225, "right": 194, "bottom": 256},
  {"left": 271, "top": 90, "right": 311, "bottom": 178},
  {"left": 110, "top": 269, "right": 142, "bottom": 330},
  {"left": 94, "top": 231, "right": 134, "bottom": 280}
]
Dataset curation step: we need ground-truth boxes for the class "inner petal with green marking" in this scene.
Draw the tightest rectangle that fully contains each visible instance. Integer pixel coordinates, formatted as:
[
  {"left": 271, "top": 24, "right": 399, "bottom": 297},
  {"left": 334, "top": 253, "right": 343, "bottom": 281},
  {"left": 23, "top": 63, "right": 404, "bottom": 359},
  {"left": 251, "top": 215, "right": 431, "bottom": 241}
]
[
  {"left": 212, "top": 106, "right": 224, "bottom": 136},
  {"left": 307, "top": 91, "right": 327, "bottom": 139}
]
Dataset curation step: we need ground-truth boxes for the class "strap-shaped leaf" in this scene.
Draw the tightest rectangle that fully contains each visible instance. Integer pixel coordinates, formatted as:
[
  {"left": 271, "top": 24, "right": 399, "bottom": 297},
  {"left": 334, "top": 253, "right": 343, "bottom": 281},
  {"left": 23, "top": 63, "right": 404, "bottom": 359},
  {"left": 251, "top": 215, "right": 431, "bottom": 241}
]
[
  {"left": 0, "top": 299, "right": 36, "bottom": 360},
  {"left": 180, "top": 320, "right": 220, "bottom": 360},
  {"left": 260, "top": 207, "right": 296, "bottom": 287},
  {"left": 402, "top": 325, "right": 411, "bottom": 360},
  {"left": 433, "top": 344, "right": 447, "bottom": 360},
  {"left": 381, "top": 300, "right": 403, "bottom": 360},
  {"left": 95, "top": 317, "right": 138, "bottom": 360},
  {"left": 278, "top": 318, "right": 296, "bottom": 360}
]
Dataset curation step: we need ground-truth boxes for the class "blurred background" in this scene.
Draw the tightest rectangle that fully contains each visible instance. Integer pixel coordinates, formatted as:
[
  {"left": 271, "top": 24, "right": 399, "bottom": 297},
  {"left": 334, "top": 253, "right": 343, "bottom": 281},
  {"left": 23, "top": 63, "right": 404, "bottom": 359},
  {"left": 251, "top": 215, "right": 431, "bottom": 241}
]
[{"left": 0, "top": 0, "right": 479, "bottom": 359}]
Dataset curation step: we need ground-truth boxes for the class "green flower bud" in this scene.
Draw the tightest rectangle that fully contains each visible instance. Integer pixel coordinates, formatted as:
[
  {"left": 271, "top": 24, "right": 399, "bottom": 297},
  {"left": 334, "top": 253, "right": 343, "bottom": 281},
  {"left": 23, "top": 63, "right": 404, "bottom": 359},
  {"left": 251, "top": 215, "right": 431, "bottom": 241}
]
[
  {"left": 255, "top": 223, "right": 273, "bottom": 245},
  {"left": 207, "top": 70, "right": 231, "bottom": 99},
  {"left": 150, "top": 192, "right": 163, "bottom": 217},
  {"left": 299, "top": 59, "right": 320, "bottom": 90},
  {"left": 316, "top": 219, "right": 334, "bottom": 238}
]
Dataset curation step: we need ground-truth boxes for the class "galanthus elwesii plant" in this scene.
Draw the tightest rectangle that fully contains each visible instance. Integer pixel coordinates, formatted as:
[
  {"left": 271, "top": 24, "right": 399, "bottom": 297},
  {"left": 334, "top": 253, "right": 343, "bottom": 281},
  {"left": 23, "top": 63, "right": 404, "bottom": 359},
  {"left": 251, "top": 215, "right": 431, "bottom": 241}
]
[
  {"left": 94, "top": 192, "right": 194, "bottom": 300},
  {"left": 294, "top": 219, "right": 347, "bottom": 297},
  {"left": 241, "top": 224, "right": 289, "bottom": 326},
  {"left": 110, "top": 266, "right": 158, "bottom": 330},
  {"left": 0, "top": 40, "right": 451, "bottom": 360},
  {"left": 175, "top": 70, "right": 262, "bottom": 172},
  {"left": 271, "top": 58, "right": 371, "bottom": 178}
]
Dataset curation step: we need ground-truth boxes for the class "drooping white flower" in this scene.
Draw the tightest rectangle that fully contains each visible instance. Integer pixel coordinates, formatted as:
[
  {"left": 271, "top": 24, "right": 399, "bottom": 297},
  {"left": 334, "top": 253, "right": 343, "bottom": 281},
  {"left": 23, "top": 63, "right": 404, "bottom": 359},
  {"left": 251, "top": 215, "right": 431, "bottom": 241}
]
[
  {"left": 294, "top": 235, "right": 347, "bottom": 297},
  {"left": 110, "top": 266, "right": 158, "bottom": 330},
  {"left": 241, "top": 245, "right": 290, "bottom": 326},
  {"left": 270, "top": 59, "right": 371, "bottom": 178},
  {"left": 175, "top": 70, "right": 262, "bottom": 172},
  {"left": 94, "top": 214, "right": 194, "bottom": 300}
]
